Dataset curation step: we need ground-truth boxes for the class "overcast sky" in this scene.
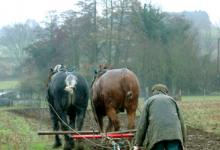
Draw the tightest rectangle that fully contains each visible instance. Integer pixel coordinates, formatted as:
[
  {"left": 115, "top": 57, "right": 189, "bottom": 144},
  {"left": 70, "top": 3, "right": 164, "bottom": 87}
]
[
  {"left": 149, "top": 0, "right": 220, "bottom": 25},
  {"left": 0, "top": 0, "right": 219, "bottom": 28}
]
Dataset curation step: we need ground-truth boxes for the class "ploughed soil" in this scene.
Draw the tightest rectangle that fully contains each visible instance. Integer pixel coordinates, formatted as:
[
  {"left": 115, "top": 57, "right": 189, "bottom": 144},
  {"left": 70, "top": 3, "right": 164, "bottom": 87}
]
[{"left": 7, "top": 108, "right": 220, "bottom": 150}]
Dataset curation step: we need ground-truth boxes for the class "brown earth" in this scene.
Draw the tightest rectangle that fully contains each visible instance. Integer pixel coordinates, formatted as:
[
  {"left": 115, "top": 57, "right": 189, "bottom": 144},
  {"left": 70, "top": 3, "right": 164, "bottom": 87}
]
[{"left": 7, "top": 108, "right": 220, "bottom": 150}]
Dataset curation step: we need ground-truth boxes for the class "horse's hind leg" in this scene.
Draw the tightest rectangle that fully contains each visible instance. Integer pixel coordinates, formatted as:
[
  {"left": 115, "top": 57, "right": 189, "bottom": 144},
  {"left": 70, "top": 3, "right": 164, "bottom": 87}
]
[
  {"left": 69, "top": 111, "right": 76, "bottom": 130},
  {"left": 97, "top": 114, "right": 104, "bottom": 132},
  {"left": 106, "top": 108, "right": 120, "bottom": 132},
  {"left": 56, "top": 108, "right": 74, "bottom": 150},
  {"left": 49, "top": 105, "right": 62, "bottom": 148},
  {"left": 106, "top": 118, "right": 113, "bottom": 132},
  {"left": 75, "top": 110, "right": 86, "bottom": 130},
  {"left": 126, "top": 109, "right": 136, "bottom": 129},
  {"left": 52, "top": 94, "right": 74, "bottom": 150}
]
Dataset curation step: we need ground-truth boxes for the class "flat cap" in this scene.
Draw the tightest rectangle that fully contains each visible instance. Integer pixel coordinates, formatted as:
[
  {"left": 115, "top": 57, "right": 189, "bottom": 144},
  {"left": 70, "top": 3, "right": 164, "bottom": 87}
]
[{"left": 152, "top": 83, "right": 168, "bottom": 94}]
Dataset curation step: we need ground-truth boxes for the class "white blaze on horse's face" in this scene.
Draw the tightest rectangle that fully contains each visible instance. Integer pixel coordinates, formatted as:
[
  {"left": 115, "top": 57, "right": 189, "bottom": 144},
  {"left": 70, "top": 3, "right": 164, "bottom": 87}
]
[{"left": 64, "top": 74, "right": 77, "bottom": 94}]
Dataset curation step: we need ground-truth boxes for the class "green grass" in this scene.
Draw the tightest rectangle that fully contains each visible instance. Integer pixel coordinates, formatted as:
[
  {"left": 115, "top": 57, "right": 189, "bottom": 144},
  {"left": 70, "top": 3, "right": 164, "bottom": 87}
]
[
  {"left": 0, "top": 108, "right": 55, "bottom": 150},
  {"left": 0, "top": 80, "right": 19, "bottom": 90},
  {"left": 182, "top": 95, "right": 220, "bottom": 102}
]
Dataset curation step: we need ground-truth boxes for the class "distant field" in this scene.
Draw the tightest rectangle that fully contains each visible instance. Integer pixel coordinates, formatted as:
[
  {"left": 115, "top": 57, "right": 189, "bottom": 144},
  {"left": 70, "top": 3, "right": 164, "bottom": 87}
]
[
  {"left": 182, "top": 95, "right": 220, "bottom": 101},
  {"left": 180, "top": 96, "right": 220, "bottom": 134},
  {"left": 0, "top": 80, "right": 19, "bottom": 90}
]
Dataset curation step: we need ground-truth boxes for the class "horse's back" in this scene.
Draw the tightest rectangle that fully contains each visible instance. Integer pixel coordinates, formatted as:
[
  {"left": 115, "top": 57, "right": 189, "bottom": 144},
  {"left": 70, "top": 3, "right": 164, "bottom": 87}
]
[{"left": 99, "top": 68, "right": 139, "bottom": 95}]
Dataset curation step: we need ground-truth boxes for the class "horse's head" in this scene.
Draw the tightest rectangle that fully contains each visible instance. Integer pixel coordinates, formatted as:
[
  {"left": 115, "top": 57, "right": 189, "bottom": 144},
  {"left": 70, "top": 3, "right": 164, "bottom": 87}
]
[
  {"left": 46, "top": 64, "right": 67, "bottom": 87},
  {"left": 96, "top": 64, "right": 112, "bottom": 77},
  {"left": 53, "top": 64, "right": 67, "bottom": 73},
  {"left": 99, "top": 64, "right": 112, "bottom": 71},
  {"left": 91, "top": 64, "right": 112, "bottom": 87}
]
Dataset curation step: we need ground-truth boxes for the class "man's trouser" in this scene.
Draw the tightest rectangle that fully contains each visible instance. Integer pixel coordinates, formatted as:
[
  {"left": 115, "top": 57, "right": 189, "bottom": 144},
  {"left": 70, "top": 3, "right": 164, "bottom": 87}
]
[{"left": 151, "top": 140, "right": 182, "bottom": 150}]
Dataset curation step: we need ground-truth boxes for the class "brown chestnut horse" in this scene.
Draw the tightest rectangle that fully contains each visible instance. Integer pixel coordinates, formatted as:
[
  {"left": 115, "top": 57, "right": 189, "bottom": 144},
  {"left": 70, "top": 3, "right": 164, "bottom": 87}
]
[{"left": 91, "top": 65, "right": 140, "bottom": 132}]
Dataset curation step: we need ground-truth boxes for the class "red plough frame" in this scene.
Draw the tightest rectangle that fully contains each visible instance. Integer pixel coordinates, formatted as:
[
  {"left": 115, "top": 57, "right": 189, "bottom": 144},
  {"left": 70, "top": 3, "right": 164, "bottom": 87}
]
[
  {"left": 73, "top": 133, "right": 134, "bottom": 139},
  {"left": 38, "top": 129, "right": 136, "bottom": 139}
]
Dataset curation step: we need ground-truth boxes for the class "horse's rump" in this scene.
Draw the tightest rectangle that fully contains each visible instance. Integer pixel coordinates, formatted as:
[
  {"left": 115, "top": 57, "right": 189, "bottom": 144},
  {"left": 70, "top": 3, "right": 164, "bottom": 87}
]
[{"left": 91, "top": 68, "right": 140, "bottom": 132}]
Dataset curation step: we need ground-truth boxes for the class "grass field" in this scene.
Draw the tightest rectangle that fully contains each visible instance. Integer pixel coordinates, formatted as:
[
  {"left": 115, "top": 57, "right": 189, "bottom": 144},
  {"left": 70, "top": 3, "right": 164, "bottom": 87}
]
[
  {"left": 0, "top": 107, "right": 55, "bottom": 150},
  {"left": 180, "top": 96, "right": 220, "bottom": 134},
  {"left": 0, "top": 80, "right": 19, "bottom": 90}
]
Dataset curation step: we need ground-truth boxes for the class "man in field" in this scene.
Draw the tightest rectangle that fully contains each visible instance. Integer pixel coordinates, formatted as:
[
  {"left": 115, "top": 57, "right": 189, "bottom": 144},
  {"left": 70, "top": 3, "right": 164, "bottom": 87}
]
[{"left": 134, "top": 84, "right": 186, "bottom": 150}]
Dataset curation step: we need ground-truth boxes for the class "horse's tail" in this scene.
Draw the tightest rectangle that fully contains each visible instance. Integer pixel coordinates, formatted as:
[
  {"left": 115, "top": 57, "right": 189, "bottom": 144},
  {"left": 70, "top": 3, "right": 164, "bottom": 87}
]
[
  {"left": 121, "top": 68, "right": 135, "bottom": 101},
  {"left": 121, "top": 68, "right": 140, "bottom": 102},
  {"left": 126, "top": 91, "right": 133, "bottom": 100},
  {"left": 64, "top": 73, "right": 77, "bottom": 106}
]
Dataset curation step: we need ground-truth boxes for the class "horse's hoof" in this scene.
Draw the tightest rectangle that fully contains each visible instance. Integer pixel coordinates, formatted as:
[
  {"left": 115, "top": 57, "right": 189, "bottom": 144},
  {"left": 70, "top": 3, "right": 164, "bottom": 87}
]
[
  {"left": 63, "top": 141, "right": 74, "bottom": 150},
  {"left": 53, "top": 142, "right": 62, "bottom": 148},
  {"left": 63, "top": 145, "right": 72, "bottom": 150}
]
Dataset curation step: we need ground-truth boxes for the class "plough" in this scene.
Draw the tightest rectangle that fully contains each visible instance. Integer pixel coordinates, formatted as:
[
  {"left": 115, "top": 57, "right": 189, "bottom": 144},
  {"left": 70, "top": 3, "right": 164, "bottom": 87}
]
[{"left": 38, "top": 129, "right": 136, "bottom": 149}]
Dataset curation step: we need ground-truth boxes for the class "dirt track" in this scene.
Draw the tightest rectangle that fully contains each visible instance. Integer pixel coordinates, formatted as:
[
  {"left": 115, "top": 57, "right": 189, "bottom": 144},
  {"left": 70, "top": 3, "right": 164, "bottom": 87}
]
[{"left": 8, "top": 108, "right": 220, "bottom": 150}]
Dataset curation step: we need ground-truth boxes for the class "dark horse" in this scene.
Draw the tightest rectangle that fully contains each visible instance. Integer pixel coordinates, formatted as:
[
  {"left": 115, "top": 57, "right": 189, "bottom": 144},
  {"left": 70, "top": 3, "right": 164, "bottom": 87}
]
[
  {"left": 47, "top": 64, "right": 89, "bottom": 150},
  {"left": 91, "top": 65, "right": 140, "bottom": 132}
]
